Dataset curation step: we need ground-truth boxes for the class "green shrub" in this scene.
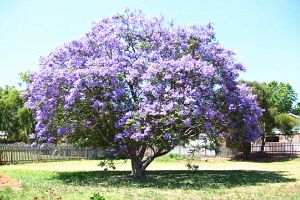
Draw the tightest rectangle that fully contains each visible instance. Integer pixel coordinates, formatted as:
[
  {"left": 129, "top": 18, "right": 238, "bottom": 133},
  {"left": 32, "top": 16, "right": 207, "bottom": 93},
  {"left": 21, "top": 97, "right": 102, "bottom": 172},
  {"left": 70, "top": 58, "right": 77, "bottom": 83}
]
[
  {"left": 90, "top": 193, "right": 105, "bottom": 200},
  {"left": 168, "top": 153, "right": 185, "bottom": 160}
]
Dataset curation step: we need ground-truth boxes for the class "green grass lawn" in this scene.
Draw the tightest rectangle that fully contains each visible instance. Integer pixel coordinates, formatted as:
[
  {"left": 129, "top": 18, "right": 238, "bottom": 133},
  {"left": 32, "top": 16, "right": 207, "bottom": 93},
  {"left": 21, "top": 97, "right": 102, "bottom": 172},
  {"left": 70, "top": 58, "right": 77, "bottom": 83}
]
[{"left": 0, "top": 156, "right": 300, "bottom": 200}]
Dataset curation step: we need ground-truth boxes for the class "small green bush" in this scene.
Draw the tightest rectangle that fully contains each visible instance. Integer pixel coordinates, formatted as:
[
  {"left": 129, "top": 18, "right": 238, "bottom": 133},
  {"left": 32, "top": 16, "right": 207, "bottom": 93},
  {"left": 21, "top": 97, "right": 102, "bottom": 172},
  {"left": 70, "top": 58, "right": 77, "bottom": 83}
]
[
  {"left": 168, "top": 153, "right": 185, "bottom": 160},
  {"left": 90, "top": 193, "right": 105, "bottom": 200}
]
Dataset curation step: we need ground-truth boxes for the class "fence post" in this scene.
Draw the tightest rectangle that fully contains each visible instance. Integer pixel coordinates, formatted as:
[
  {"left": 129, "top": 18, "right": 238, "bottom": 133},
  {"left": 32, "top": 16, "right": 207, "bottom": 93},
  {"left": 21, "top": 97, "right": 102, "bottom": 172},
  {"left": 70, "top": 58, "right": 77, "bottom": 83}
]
[
  {"left": 10, "top": 147, "right": 13, "bottom": 163},
  {"left": 85, "top": 147, "right": 88, "bottom": 159}
]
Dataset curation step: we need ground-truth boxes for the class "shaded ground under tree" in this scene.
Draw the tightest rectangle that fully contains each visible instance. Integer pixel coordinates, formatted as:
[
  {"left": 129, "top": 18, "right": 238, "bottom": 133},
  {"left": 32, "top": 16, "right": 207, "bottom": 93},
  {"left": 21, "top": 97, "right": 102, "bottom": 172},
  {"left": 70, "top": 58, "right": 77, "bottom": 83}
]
[{"left": 55, "top": 170, "right": 295, "bottom": 190}]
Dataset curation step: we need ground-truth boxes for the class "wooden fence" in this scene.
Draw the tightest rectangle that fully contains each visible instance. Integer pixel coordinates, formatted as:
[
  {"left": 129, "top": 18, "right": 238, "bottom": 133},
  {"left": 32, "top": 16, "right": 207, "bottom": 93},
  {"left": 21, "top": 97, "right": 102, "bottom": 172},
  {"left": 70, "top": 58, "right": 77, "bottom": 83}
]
[
  {"left": 1, "top": 142, "right": 298, "bottom": 164},
  {"left": 251, "top": 142, "right": 300, "bottom": 154},
  {"left": 0, "top": 144, "right": 105, "bottom": 164},
  {"left": 170, "top": 143, "right": 300, "bottom": 157}
]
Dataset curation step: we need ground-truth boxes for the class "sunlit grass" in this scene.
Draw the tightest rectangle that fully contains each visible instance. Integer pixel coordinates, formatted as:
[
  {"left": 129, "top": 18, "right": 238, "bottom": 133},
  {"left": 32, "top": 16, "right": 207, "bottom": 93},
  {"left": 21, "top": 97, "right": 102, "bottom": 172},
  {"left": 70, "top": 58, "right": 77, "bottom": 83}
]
[{"left": 0, "top": 156, "right": 300, "bottom": 199}]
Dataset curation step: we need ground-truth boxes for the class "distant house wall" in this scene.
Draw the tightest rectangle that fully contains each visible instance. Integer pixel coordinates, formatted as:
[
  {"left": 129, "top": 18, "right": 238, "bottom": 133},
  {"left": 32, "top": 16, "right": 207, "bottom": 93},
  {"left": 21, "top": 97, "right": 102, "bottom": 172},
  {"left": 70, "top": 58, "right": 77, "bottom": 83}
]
[
  {"left": 254, "top": 134, "right": 300, "bottom": 144},
  {"left": 254, "top": 113, "right": 300, "bottom": 144},
  {"left": 170, "top": 145, "right": 216, "bottom": 156},
  {"left": 0, "top": 131, "right": 7, "bottom": 139},
  {"left": 278, "top": 134, "right": 300, "bottom": 143}
]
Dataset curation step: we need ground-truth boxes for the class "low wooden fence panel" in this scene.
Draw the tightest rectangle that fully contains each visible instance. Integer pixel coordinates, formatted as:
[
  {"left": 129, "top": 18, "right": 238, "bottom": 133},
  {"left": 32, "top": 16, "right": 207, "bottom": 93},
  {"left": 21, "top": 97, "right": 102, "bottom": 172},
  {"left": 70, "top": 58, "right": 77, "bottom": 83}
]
[
  {"left": 251, "top": 142, "right": 300, "bottom": 154},
  {"left": 0, "top": 144, "right": 105, "bottom": 164}
]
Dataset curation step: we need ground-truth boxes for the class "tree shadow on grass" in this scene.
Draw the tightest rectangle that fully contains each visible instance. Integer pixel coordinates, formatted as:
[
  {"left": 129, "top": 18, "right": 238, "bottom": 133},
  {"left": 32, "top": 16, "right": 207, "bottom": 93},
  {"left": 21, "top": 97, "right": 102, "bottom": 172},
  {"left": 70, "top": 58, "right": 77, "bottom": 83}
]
[
  {"left": 232, "top": 152, "right": 299, "bottom": 163},
  {"left": 54, "top": 170, "right": 296, "bottom": 190}
]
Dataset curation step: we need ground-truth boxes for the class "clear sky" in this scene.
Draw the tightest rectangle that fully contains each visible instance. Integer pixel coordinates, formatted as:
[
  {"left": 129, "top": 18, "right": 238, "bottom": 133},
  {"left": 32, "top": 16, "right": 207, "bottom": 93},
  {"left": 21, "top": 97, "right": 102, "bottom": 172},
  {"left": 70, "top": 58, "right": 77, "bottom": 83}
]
[{"left": 0, "top": 0, "right": 299, "bottom": 98}]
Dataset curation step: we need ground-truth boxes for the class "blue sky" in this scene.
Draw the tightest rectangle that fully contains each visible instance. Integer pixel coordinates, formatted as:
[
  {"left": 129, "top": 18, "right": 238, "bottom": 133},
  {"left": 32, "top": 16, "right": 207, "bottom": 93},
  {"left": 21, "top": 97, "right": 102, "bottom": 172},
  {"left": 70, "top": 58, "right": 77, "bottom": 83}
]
[{"left": 0, "top": 0, "right": 299, "bottom": 98}]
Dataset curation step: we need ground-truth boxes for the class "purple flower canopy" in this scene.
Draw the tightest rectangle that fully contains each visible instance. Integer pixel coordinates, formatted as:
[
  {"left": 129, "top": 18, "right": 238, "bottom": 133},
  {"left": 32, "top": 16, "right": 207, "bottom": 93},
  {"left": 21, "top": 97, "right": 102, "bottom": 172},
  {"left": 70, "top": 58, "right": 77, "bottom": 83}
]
[{"left": 24, "top": 10, "right": 262, "bottom": 146}]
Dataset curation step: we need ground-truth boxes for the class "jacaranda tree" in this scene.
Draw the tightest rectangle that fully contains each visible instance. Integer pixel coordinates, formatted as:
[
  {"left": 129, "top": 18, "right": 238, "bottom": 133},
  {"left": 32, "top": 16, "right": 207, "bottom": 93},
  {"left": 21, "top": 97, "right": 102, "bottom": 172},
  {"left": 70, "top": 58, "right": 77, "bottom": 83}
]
[{"left": 24, "top": 10, "right": 262, "bottom": 177}]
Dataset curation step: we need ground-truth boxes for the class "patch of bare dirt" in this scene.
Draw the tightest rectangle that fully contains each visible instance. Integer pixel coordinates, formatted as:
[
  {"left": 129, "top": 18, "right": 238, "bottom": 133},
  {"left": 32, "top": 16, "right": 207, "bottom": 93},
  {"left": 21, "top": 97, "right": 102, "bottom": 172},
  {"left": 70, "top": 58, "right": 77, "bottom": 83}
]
[{"left": 0, "top": 174, "right": 20, "bottom": 190}]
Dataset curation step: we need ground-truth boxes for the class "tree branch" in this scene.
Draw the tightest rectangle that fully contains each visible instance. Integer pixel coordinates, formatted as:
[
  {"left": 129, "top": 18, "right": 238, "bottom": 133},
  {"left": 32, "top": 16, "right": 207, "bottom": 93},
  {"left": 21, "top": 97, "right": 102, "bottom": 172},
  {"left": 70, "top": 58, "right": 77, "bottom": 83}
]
[
  {"left": 137, "top": 143, "right": 147, "bottom": 160},
  {"left": 127, "top": 82, "right": 137, "bottom": 103},
  {"left": 142, "top": 149, "right": 170, "bottom": 170}
]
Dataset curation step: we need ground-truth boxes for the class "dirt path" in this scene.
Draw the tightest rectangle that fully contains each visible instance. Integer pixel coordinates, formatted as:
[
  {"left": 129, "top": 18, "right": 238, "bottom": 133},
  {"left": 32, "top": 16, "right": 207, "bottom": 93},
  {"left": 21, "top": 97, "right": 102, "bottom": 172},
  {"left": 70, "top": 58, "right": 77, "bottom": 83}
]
[{"left": 0, "top": 174, "right": 20, "bottom": 190}]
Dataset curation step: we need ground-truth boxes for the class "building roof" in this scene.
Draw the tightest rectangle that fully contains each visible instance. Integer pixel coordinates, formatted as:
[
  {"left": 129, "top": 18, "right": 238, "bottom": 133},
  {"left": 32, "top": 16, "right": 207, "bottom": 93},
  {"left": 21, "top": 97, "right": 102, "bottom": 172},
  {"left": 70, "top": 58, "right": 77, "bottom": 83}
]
[{"left": 288, "top": 113, "right": 300, "bottom": 120}]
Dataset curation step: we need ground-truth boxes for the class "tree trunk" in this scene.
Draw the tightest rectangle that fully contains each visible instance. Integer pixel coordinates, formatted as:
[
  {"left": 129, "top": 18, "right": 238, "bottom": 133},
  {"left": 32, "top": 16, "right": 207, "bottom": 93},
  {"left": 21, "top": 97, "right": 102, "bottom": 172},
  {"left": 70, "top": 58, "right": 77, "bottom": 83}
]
[
  {"left": 261, "top": 140, "right": 266, "bottom": 152},
  {"left": 260, "top": 123, "right": 267, "bottom": 152},
  {"left": 242, "top": 142, "right": 251, "bottom": 159},
  {"left": 128, "top": 144, "right": 169, "bottom": 178},
  {"left": 131, "top": 157, "right": 145, "bottom": 178},
  {"left": 260, "top": 131, "right": 266, "bottom": 152}
]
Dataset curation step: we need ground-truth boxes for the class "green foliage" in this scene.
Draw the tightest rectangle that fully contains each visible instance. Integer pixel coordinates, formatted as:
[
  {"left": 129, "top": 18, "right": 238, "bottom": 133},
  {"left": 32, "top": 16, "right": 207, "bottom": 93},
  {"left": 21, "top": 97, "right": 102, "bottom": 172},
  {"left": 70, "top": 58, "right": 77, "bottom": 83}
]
[
  {"left": 242, "top": 81, "right": 277, "bottom": 141},
  {"left": 98, "top": 159, "right": 116, "bottom": 171},
  {"left": 16, "top": 107, "right": 34, "bottom": 143},
  {"left": 268, "top": 81, "right": 297, "bottom": 113},
  {"left": 90, "top": 193, "right": 105, "bottom": 200},
  {"left": 275, "top": 113, "right": 298, "bottom": 136},
  {"left": 155, "top": 154, "right": 187, "bottom": 162},
  {"left": 243, "top": 80, "right": 298, "bottom": 143},
  {"left": 65, "top": 108, "right": 116, "bottom": 148},
  {"left": 137, "top": 39, "right": 150, "bottom": 51},
  {"left": 18, "top": 71, "right": 32, "bottom": 86},
  {"left": 0, "top": 86, "right": 34, "bottom": 142},
  {"left": 0, "top": 86, "right": 23, "bottom": 141},
  {"left": 292, "top": 102, "right": 300, "bottom": 116},
  {"left": 168, "top": 153, "right": 186, "bottom": 160}
]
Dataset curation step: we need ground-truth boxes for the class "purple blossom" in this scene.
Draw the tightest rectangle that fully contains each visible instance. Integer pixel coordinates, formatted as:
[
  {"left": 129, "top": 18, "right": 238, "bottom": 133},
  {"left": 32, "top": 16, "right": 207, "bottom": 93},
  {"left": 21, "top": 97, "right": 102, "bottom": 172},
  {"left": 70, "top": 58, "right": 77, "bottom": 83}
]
[
  {"left": 83, "top": 120, "right": 92, "bottom": 126},
  {"left": 57, "top": 127, "right": 69, "bottom": 135},
  {"left": 75, "top": 78, "right": 85, "bottom": 89},
  {"left": 183, "top": 118, "right": 192, "bottom": 127},
  {"left": 29, "top": 133, "right": 36, "bottom": 139},
  {"left": 162, "top": 133, "right": 171, "bottom": 140},
  {"left": 92, "top": 100, "right": 103, "bottom": 108},
  {"left": 204, "top": 122, "right": 212, "bottom": 130},
  {"left": 30, "top": 142, "right": 37, "bottom": 147}
]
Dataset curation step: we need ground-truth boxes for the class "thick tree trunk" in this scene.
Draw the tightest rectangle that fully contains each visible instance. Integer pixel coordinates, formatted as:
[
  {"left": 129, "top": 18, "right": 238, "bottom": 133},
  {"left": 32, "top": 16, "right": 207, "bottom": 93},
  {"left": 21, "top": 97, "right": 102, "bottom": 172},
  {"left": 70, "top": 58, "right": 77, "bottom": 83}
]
[
  {"left": 128, "top": 144, "right": 147, "bottom": 178},
  {"left": 242, "top": 142, "right": 251, "bottom": 159},
  {"left": 131, "top": 157, "right": 145, "bottom": 178},
  {"left": 128, "top": 144, "right": 170, "bottom": 178}
]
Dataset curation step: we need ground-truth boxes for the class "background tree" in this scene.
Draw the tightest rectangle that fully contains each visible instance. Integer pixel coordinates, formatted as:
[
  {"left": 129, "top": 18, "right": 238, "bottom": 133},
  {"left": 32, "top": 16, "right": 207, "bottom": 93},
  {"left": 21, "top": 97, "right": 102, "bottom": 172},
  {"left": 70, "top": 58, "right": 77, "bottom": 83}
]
[
  {"left": 275, "top": 113, "right": 298, "bottom": 140},
  {"left": 0, "top": 86, "right": 34, "bottom": 142},
  {"left": 16, "top": 106, "right": 35, "bottom": 143},
  {"left": 24, "top": 10, "right": 262, "bottom": 178},
  {"left": 292, "top": 102, "right": 300, "bottom": 116},
  {"left": 0, "top": 86, "right": 22, "bottom": 141},
  {"left": 241, "top": 81, "right": 276, "bottom": 152},
  {"left": 0, "top": 72, "right": 35, "bottom": 143},
  {"left": 244, "top": 81, "right": 298, "bottom": 151},
  {"left": 268, "top": 81, "right": 297, "bottom": 113}
]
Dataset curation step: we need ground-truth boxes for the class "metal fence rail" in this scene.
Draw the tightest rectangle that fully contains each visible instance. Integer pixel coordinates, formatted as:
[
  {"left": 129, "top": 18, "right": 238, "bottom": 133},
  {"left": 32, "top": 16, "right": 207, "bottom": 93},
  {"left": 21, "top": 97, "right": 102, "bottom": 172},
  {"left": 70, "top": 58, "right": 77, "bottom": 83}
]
[
  {"left": 251, "top": 142, "right": 300, "bottom": 154},
  {"left": 0, "top": 144, "right": 105, "bottom": 164}
]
